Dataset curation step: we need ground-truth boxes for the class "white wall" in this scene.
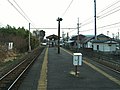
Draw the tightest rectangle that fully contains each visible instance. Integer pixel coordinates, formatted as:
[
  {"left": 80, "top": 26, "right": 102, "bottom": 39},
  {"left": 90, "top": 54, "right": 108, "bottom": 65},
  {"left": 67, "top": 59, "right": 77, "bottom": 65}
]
[
  {"left": 83, "top": 42, "right": 92, "bottom": 48},
  {"left": 93, "top": 43, "right": 116, "bottom": 52},
  {"left": 87, "top": 42, "right": 93, "bottom": 48},
  {"left": 8, "top": 42, "right": 13, "bottom": 50}
]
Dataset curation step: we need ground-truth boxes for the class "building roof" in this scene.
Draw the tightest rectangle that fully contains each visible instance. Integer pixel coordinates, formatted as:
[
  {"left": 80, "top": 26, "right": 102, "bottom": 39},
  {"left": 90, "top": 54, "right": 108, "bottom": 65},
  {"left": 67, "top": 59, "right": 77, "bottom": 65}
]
[
  {"left": 96, "top": 34, "right": 110, "bottom": 40},
  {"left": 91, "top": 34, "right": 112, "bottom": 43},
  {"left": 81, "top": 36, "right": 95, "bottom": 44},
  {"left": 46, "top": 34, "right": 59, "bottom": 40},
  {"left": 70, "top": 34, "right": 86, "bottom": 41}
]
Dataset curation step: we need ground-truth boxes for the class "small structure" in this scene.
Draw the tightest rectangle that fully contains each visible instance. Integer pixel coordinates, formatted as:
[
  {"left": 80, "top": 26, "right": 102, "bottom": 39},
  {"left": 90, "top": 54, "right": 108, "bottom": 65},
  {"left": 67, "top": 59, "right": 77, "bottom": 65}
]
[
  {"left": 46, "top": 34, "right": 59, "bottom": 47},
  {"left": 8, "top": 42, "right": 13, "bottom": 50},
  {"left": 73, "top": 53, "right": 82, "bottom": 76}
]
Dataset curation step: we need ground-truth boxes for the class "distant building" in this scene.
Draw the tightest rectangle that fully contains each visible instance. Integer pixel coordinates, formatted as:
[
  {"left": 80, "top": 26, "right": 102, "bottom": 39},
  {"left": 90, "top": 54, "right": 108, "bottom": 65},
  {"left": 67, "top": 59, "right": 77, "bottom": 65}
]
[
  {"left": 46, "top": 34, "right": 59, "bottom": 47},
  {"left": 70, "top": 34, "right": 86, "bottom": 48},
  {"left": 92, "top": 34, "right": 118, "bottom": 52},
  {"left": 81, "top": 36, "right": 95, "bottom": 48},
  {"left": 65, "top": 34, "right": 119, "bottom": 52}
]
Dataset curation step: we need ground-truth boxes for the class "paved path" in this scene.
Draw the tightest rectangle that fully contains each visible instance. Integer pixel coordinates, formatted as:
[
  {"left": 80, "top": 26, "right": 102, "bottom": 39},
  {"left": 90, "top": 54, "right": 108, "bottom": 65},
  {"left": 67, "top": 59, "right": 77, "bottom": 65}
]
[
  {"left": 18, "top": 47, "right": 120, "bottom": 90},
  {"left": 47, "top": 47, "right": 120, "bottom": 90}
]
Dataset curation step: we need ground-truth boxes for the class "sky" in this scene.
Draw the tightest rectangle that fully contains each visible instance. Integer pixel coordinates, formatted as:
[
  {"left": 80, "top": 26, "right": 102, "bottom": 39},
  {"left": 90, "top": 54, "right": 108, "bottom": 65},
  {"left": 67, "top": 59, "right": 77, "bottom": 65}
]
[{"left": 0, "top": 0, "right": 120, "bottom": 38}]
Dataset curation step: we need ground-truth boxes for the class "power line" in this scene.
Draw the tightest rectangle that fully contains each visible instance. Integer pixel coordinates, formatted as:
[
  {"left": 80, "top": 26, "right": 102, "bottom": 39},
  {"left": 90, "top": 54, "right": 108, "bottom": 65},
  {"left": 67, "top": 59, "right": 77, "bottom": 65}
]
[
  {"left": 81, "top": 0, "right": 120, "bottom": 28},
  {"left": 98, "top": 21, "right": 120, "bottom": 29},
  {"left": 7, "top": 0, "right": 36, "bottom": 29},
  {"left": 61, "top": 0, "right": 74, "bottom": 17},
  {"left": 99, "top": 5, "right": 120, "bottom": 17},
  {"left": 69, "top": 28, "right": 77, "bottom": 33},
  {"left": 69, "top": 0, "right": 120, "bottom": 33},
  {"left": 7, "top": 0, "right": 30, "bottom": 23},
  {"left": 13, "top": 0, "right": 36, "bottom": 28},
  {"left": 80, "top": 21, "right": 120, "bottom": 33},
  {"left": 30, "top": 27, "right": 76, "bottom": 30},
  {"left": 98, "top": 0, "right": 120, "bottom": 15},
  {"left": 81, "top": 17, "right": 93, "bottom": 24},
  {"left": 98, "top": 7, "right": 120, "bottom": 20},
  {"left": 69, "top": 0, "right": 120, "bottom": 34},
  {"left": 80, "top": 29, "right": 93, "bottom": 32},
  {"left": 82, "top": 5, "right": 120, "bottom": 27},
  {"left": 13, "top": 0, "right": 33, "bottom": 24},
  {"left": 81, "top": 20, "right": 93, "bottom": 27}
]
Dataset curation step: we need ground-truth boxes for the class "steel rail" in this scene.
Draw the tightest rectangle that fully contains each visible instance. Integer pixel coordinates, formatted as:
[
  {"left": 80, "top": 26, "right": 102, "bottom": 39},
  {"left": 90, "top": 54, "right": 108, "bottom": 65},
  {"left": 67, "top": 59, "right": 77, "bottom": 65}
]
[
  {"left": 0, "top": 59, "right": 27, "bottom": 81},
  {"left": 8, "top": 52, "right": 39, "bottom": 90},
  {"left": 0, "top": 47, "right": 44, "bottom": 90}
]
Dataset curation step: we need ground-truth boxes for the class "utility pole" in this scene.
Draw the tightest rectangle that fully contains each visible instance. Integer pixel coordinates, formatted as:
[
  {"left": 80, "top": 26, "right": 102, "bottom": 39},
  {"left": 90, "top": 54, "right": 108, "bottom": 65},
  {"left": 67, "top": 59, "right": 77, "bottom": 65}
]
[
  {"left": 118, "top": 29, "right": 119, "bottom": 39},
  {"left": 77, "top": 18, "right": 80, "bottom": 37},
  {"left": 57, "top": 17, "right": 63, "bottom": 54},
  {"left": 77, "top": 18, "right": 80, "bottom": 52},
  {"left": 94, "top": 0, "right": 97, "bottom": 40},
  {"left": 67, "top": 32, "right": 69, "bottom": 42},
  {"left": 29, "top": 23, "right": 31, "bottom": 52}
]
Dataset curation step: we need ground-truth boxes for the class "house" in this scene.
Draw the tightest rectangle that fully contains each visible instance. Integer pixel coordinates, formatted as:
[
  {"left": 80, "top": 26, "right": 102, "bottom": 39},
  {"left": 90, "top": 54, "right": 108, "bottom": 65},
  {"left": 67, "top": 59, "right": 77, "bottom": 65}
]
[
  {"left": 82, "top": 36, "right": 95, "bottom": 48},
  {"left": 70, "top": 34, "right": 86, "bottom": 48},
  {"left": 68, "top": 34, "right": 118, "bottom": 52},
  {"left": 92, "top": 34, "right": 118, "bottom": 52}
]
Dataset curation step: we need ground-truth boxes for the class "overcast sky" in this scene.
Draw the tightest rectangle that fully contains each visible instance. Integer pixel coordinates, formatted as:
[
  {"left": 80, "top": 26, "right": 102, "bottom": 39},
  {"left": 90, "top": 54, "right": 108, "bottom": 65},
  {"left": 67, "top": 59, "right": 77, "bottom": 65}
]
[{"left": 0, "top": 0, "right": 120, "bottom": 38}]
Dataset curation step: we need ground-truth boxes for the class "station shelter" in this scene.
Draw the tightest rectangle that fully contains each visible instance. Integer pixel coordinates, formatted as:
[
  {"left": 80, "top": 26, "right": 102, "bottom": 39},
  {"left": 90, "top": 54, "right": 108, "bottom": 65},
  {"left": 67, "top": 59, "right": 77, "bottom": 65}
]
[{"left": 46, "top": 34, "right": 59, "bottom": 47}]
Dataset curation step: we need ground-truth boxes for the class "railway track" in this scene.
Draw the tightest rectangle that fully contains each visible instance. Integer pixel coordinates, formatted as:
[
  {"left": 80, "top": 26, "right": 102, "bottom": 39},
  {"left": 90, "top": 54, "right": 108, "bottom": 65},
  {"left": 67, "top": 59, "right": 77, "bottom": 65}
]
[
  {"left": 82, "top": 49, "right": 120, "bottom": 72},
  {"left": 66, "top": 48, "right": 120, "bottom": 73},
  {"left": 0, "top": 47, "right": 44, "bottom": 90}
]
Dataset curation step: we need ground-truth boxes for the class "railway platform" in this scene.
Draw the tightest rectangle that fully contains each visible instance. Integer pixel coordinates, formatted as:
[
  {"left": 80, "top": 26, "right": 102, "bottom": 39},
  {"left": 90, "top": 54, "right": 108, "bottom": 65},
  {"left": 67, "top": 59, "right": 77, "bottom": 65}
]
[{"left": 18, "top": 47, "right": 120, "bottom": 90}]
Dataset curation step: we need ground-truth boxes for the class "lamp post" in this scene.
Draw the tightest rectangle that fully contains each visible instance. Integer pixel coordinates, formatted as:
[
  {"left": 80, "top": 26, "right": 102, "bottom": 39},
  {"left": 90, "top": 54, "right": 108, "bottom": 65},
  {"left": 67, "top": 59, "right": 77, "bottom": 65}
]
[{"left": 57, "top": 17, "right": 63, "bottom": 54}]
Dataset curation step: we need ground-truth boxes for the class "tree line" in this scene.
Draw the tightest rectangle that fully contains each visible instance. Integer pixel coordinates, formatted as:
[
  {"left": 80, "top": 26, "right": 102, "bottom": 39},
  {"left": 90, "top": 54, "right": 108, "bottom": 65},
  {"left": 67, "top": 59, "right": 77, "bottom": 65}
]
[{"left": 0, "top": 25, "right": 44, "bottom": 53}]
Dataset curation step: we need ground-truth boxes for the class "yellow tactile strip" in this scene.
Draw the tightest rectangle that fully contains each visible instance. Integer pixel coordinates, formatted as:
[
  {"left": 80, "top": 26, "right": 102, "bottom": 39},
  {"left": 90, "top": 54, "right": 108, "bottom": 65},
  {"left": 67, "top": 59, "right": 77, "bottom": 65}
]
[
  {"left": 61, "top": 47, "right": 120, "bottom": 86},
  {"left": 38, "top": 48, "right": 48, "bottom": 90}
]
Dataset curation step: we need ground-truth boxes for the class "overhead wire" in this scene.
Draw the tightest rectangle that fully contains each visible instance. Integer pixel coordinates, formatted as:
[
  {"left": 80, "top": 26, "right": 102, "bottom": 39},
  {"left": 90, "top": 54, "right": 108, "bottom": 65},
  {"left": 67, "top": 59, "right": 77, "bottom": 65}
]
[
  {"left": 79, "top": 21, "right": 120, "bottom": 33},
  {"left": 7, "top": 0, "right": 36, "bottom": 29},
  {"left": 78, "top": 0, "right": 120, "bottom": 34},
  {"left": 81, "top": 0, "right": 120, "bottom": 28},
  {"left": 13, "top": 0, "right": 33, "bottom": 24},
  {"left": 81, "top": 17, "right": 93, "bottom": 24},
  {"left": 61, "top": 0, "right": 74, "bottom": 18},
  {"left": 98, "top": 6, "right": 120, "bottom": 20},
  {"left": 98, "top": 21, "right": 120, "bottom": 29},
  {"left": 7, "top": 0, "right": 30, "bottom": 23},
  {"left": 97, "top": 0, "right": 120, "bottom": 15},
  {"left": 67, "top": 0, "right": 120, "bottom": 34},
  {"left": 7, "top": 0, "right": 120, "bottom": 33}
]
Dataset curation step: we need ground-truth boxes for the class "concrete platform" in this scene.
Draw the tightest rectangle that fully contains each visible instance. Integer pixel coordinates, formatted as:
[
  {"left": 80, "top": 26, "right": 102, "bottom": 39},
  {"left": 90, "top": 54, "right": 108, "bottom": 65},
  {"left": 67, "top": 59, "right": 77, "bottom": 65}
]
[
  {"left": 18, "top": 49, "right": 46, "bottom": 90},
  {"left": 18, "top": 47, "right": 120, "bottom": 90},
  {"left": 47, "top": 47, "right": 120, "bottom": 90}
]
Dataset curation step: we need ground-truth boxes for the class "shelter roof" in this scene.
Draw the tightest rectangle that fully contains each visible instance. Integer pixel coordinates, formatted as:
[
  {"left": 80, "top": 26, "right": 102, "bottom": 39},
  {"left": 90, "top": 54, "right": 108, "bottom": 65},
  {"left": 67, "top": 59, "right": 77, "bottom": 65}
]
[{"left": 46, "top": 34, "right": 59, "bottom": 40}]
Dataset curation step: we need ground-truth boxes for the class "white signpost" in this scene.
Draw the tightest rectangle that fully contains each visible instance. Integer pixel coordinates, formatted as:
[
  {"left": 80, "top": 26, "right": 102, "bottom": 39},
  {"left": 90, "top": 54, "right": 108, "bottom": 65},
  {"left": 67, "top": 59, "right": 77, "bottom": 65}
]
[{"left": 73, "top": 53, "right": 82, "bottom": 76}]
